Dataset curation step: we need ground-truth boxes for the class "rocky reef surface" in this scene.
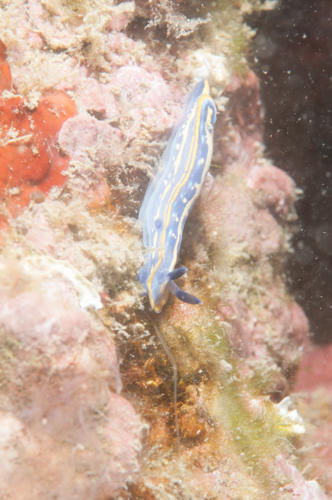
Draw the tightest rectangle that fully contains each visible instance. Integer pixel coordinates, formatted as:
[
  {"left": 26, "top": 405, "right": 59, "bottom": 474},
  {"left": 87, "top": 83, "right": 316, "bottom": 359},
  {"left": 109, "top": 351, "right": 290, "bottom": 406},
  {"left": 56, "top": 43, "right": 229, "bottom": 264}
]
[{"left": 0, "top": 0, "right": 329, "bottom": 498}]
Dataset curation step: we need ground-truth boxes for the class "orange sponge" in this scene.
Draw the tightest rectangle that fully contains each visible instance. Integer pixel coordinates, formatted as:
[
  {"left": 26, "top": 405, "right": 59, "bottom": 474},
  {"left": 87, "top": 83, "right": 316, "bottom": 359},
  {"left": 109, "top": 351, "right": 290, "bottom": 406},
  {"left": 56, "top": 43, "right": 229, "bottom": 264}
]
[{"left": 0, "top": 41, "right": 77, "bottom": 227}]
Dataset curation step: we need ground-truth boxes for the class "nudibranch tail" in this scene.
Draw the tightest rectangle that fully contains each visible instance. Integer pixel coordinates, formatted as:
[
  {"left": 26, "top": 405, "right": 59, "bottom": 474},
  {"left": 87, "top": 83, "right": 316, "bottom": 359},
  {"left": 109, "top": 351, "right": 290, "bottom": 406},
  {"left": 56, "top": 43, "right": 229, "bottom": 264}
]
[{"left": 138, "top": 79, "right": 216, "bottom": 313}]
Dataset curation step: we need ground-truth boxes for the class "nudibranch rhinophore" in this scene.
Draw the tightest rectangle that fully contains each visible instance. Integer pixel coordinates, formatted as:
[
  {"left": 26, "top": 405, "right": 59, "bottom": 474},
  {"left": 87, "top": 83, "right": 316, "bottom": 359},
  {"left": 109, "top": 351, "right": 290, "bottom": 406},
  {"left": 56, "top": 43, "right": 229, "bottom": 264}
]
[{"left": 138, "top": 80, "right": 216, "bottom": 313}]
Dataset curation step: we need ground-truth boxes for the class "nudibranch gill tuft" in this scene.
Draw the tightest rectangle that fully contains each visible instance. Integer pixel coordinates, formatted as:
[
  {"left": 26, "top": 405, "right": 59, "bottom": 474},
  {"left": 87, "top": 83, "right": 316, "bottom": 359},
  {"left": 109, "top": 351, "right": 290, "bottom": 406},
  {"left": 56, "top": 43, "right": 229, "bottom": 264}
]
[{"left": 138, "top": 80, "right": 216, "bottom": 313}]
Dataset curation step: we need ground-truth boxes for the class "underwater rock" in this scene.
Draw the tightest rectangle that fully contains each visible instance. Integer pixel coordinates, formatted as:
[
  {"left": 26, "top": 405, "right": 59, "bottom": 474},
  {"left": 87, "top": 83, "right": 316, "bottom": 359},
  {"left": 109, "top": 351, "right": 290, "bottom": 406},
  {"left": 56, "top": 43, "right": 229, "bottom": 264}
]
[
  {"left": 293, "top": 342, "right": 332, "bottom": 495},
  {"left": 294, "top": 343, "right": 332, "bottom": 495},
  {"left": 295, "top": 344, "right": 332, "bottom": 393},
  {"left": 0, "top": 0, "right": 329, "bottom": 498},
  {"left": 248, "top": 164, "right": 296, "bottom": 217},
  {"left": 0, "top": 255, "right": 143, "bottom": 499}
]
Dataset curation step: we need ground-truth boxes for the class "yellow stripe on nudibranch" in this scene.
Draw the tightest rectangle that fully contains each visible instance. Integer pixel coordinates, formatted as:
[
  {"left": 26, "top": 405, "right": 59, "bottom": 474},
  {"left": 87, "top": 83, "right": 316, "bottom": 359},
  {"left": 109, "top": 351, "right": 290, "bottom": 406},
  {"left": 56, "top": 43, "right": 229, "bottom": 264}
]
[{"left": 138, "top": 80, "right": 216, "bottom": 312}]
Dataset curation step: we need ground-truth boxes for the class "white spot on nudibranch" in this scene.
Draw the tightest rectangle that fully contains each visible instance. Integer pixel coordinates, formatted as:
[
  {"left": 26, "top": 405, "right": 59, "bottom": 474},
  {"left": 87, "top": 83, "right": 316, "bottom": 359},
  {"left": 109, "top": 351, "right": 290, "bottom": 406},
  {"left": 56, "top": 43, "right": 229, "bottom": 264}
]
[{"left": 154, "top": 218, "right": 162, "bottom": 229}]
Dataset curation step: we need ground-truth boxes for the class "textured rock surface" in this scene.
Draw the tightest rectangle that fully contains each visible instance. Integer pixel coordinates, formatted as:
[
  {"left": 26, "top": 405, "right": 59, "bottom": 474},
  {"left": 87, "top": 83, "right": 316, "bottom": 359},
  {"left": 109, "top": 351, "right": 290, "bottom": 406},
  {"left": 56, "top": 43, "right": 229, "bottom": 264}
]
[
  {"left": 0, "top": 0, "right": 329, "bottom": 498},
  {"left": 0, "top": 254, "right": 143, "bottom": 499}
]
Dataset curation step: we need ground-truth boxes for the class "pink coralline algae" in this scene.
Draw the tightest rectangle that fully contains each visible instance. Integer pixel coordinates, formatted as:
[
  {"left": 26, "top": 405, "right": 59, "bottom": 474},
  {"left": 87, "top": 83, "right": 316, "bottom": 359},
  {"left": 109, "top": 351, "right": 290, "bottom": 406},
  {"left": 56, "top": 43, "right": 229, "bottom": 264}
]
[
  {"left": 110, "top": 66, "right": 183, "bottom": 136},
  {"left": 75, "top": 77, "right": 120, "bottom": 120},
  {"left": 292, "top": 344, "right": 332, "bottom": 494},
  {"left": 0, "top": 0, "right": 329, "bottom": 498},
  {"left": 248, "top": 164, "right": 296, "bottom": 217},
  {"left": 59, "top": 114, "right": 124, "bottom": 165},
  {"left": 217, "top": 298, "right": 308, "bottom": 377},
  {"left": 296, "top": 344, "right": 332, "bottom": 393},
  {"left": 0, "top": 257, "right": 143, "bottom": 499}
]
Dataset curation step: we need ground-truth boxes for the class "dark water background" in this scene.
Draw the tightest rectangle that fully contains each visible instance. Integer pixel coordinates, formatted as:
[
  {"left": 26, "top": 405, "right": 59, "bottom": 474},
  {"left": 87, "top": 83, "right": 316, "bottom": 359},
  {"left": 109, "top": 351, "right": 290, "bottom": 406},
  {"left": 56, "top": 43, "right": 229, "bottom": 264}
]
[{"left": 249, "top": 0, "right": 332, "bottom": 343}]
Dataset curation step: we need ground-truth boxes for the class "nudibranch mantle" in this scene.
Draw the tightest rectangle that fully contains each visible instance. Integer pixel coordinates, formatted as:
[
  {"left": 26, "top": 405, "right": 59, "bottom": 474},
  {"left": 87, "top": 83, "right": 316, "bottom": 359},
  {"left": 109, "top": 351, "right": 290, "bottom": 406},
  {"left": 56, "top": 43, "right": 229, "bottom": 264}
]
[{"left": 138, "top": 80, "right": 216, "bottom": 313}]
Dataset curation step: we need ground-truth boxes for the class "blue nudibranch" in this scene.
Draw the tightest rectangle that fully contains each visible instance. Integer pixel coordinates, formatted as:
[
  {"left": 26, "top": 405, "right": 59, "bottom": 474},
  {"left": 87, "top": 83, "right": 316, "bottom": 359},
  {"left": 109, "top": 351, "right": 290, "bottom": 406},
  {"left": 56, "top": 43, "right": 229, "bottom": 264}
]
[{"left": 138, "top": 80, "right": 216, "bottom": 312}]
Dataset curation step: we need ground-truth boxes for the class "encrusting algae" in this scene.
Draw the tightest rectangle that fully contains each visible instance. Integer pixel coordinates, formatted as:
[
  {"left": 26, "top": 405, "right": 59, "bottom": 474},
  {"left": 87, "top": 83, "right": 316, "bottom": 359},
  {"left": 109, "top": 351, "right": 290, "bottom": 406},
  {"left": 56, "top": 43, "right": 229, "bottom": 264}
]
[{"left": 0, "top": 0, "right": 329, "bottom": 498}]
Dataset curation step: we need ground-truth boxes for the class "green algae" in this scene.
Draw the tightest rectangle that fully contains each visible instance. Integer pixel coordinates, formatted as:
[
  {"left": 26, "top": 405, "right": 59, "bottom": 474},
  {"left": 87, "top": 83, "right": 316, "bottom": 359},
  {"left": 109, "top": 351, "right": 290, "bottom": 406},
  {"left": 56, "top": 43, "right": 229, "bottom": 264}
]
[{"left": 156, "top": 305, "right": 300, "bottom": 496}]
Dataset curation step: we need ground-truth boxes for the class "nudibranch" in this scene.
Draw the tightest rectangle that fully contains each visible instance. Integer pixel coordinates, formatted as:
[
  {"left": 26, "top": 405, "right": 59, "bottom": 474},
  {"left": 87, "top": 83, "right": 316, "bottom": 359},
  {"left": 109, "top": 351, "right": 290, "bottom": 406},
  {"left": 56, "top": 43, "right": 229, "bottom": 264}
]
[{"left": 138, "top": 80, "right": 216, "bottom": 313}]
